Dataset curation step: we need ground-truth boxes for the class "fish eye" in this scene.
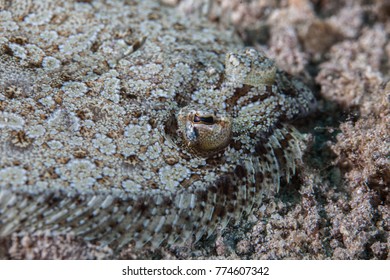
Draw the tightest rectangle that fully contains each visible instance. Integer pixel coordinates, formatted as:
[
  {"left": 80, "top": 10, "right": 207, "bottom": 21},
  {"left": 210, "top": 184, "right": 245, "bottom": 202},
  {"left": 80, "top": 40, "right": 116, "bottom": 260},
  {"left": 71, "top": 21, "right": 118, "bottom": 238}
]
[{"left": 177, "top": 106, "right": 232, "bottom": 156}]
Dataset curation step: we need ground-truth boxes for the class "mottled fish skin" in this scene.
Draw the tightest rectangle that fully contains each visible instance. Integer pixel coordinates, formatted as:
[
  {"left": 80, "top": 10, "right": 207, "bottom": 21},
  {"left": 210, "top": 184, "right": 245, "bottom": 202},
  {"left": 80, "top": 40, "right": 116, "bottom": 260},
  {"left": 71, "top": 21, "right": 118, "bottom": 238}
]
[{"left": 0, "top": 0, "right": 315, "bottom": 249}]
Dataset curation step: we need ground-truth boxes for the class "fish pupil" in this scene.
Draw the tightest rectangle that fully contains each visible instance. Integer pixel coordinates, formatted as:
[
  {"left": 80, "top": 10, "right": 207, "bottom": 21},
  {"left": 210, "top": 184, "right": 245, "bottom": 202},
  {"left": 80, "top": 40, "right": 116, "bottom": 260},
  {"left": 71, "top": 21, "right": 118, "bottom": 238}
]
[{"left": 194, "top": 115, "right": 214, "bottom": 124}]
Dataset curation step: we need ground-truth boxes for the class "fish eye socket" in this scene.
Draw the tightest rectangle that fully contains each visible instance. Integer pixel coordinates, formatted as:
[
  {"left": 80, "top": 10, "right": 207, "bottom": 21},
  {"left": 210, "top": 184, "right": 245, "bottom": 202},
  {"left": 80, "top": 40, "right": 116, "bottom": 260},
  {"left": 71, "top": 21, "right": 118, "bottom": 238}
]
[{"left": 193, "top": 114, "right": 214, "bottom": 124}]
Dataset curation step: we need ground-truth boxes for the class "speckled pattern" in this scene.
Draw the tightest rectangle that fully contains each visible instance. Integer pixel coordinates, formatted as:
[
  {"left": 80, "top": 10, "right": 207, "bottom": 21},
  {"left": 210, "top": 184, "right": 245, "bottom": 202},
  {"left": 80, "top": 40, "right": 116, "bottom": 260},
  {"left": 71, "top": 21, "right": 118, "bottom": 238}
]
[{"left": 0, "top": 0, "right": 314, "bottom": 249}]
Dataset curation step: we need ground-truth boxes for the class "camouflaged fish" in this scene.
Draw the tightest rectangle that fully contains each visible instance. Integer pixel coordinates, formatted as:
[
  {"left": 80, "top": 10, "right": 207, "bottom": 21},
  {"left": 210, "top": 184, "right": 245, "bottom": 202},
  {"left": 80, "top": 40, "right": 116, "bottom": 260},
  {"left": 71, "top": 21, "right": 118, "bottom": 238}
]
[{"left": 0, "top": 0, "right": 315, "bottom": 249}]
